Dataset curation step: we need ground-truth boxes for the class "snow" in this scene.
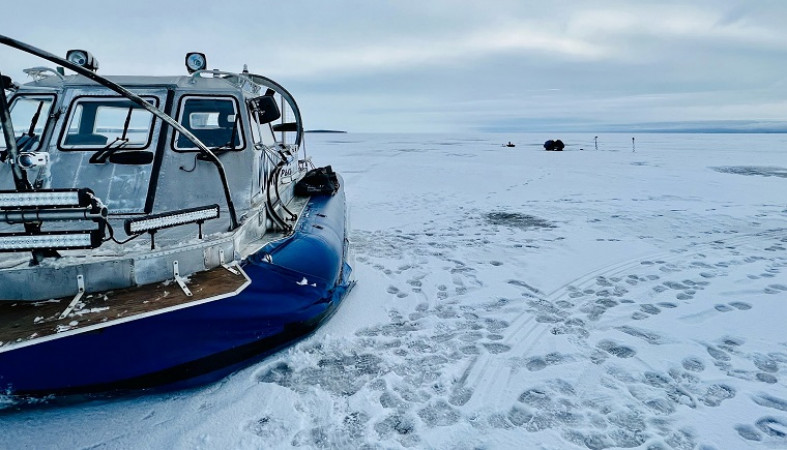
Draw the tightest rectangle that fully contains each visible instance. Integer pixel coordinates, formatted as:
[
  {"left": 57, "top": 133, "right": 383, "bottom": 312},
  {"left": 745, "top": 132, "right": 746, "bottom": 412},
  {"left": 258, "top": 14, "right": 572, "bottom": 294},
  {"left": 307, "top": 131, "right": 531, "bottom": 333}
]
[{"left": 2, "top": 132, "right": 787, "bottom": 449}]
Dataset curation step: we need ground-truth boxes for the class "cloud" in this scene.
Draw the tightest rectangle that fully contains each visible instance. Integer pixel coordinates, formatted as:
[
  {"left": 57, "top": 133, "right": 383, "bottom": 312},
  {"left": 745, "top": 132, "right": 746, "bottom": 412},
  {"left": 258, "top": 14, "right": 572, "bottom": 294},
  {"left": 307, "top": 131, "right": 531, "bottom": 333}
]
[
  {"left": 2, "top": 0, "right": 786, "bottom": 132},
  {"left": 265, "top": 26, "right": 610, "bottom": 80}
]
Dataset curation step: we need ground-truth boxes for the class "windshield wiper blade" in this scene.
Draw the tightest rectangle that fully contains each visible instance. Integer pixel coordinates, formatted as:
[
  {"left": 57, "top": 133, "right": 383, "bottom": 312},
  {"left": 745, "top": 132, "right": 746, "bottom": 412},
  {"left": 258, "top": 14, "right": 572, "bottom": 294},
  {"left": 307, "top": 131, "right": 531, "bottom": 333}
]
[
  {"left": 119, "top": 104, "right": 133, "bottom": 141},
  {"left": 226, "top": 115, "right": 239, "bottom": 150},
  {"left": 25, "top": 100, "right": 44, "bottom": 137},
  {"left": 212, "top": 116, "right": 240, "bottom": 152},
  {"left": 1, "top": 100, "right": 45, "bottom": 160},
  {"left": 197, "top": 116, "right": 240, "bottom": 160},
  {"left": 10, "top": 100, "right": 46, "bottom": 154},
  {"left": 89, "top": 137, "right": 129, "bottom": 163},
  {"left": 89, "top": 106, "right": 133, "bottom": 163}
]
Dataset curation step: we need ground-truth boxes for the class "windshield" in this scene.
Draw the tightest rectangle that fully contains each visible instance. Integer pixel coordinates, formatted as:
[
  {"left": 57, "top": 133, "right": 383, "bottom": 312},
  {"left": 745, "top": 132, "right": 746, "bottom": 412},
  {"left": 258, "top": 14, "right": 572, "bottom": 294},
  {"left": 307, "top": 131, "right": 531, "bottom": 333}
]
[
  {"left": 60, "top": 96, "right": 158, "bottom": 150},
  {"left": 0, "top": 94, "right": 55, "bottom": 151}
]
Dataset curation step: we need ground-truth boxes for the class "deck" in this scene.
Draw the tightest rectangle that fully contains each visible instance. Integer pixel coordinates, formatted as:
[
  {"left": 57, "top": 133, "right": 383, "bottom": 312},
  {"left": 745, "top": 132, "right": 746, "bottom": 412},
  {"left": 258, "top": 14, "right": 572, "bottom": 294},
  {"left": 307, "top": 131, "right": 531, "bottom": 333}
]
[
  {"left": 0, "top": 265, "right": 249, "bottom": 349},
  {"left": 0, "top": 193, "right": 312, "bottom": 351}
]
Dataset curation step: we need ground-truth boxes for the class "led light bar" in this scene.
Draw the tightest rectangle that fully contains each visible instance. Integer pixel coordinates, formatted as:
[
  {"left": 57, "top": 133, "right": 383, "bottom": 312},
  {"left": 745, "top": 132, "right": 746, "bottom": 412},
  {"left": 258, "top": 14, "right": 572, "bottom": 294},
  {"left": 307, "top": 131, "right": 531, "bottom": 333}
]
[
  {"left": 124, "top": 205, "right": 220, "bottom": 235},
  {"left": 0, "top": 189, "right": 92, "bottom": 209},
  {"left": 0, "top": 230, "right": 102, "bottom": 252}
]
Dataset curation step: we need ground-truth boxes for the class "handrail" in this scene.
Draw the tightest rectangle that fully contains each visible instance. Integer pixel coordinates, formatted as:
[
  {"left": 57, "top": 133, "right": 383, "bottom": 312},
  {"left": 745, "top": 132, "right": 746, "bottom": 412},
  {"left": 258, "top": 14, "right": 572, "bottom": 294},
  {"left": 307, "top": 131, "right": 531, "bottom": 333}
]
[
  {"left": 0, "top": 34, "right": 239, "bottom": 230},
  {"left": 243, "top": 72, "right": 304, "bottom": 148},
  {"left": 192, "top": 69, "right": 306, "bottom": 159}
]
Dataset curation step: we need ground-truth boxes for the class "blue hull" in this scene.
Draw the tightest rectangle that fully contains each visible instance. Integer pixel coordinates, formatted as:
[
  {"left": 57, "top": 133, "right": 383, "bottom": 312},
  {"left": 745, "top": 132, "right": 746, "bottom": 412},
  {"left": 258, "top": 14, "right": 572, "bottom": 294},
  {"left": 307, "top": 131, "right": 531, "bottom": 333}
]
[{"left": 0, "top": 190, "right": 352, "bottom": 396}]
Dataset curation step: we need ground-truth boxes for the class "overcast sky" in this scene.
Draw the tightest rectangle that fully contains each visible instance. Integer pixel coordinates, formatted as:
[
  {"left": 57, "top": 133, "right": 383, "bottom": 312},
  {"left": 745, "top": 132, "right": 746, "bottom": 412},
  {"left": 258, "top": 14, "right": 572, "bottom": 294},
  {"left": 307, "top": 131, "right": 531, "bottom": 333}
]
[{"left": 2, "top": 1, "right": 787, "bottom": 132}]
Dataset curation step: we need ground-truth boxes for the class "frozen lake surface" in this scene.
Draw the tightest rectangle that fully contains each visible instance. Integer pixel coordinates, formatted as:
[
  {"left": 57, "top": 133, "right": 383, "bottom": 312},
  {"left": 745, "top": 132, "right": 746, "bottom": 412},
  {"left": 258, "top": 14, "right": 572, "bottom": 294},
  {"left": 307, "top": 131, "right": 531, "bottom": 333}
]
[{"left": 2, "top": 133, "right": 787, "bottom": 449}]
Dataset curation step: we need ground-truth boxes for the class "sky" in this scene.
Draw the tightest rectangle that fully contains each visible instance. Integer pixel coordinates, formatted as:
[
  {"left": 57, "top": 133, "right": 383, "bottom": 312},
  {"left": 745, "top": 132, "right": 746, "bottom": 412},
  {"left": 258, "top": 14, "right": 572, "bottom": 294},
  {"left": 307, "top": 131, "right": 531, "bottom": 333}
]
[{"left": 2, "top": 0, "right": 787, "bottom": 133}]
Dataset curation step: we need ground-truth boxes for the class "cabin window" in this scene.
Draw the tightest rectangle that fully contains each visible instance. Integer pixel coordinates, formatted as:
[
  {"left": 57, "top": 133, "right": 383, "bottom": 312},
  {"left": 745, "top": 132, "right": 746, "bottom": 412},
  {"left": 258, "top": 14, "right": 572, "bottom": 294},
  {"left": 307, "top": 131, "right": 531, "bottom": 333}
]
[
  {"left": 59, "top": 96, "right": 158, "bottom": 150},
  {"left": 173, "top": 96, "right": 244, "bottom": 151},
  {"left": 0, "top": 94, "right": 56, "bottom": 152}
]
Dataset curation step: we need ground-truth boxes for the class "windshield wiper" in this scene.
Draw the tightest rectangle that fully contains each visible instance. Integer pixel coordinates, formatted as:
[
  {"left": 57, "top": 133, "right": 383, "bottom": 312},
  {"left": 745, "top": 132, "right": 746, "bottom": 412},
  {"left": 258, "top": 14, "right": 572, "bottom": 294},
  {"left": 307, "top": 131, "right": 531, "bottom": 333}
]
[
  {"left": 14, "top": 100, "right": 45, "bottom": 153},
  {"left": 197, "top": 115, "right": 240, "bottom": 160},
  {"left": 226, "top": 115, "right": 239, "bottom": 151},
  {"left": 89, "top": 105, "right": 133, "bottom": 163},
  {"left": 26, "top": 100, "right": 44, "bottom": 137},
  {"left": 212, "top": 115, "right": 240, "bottom": 152},
  {"left": 1, "top": 100, "right": 44, "bottom": 162}
]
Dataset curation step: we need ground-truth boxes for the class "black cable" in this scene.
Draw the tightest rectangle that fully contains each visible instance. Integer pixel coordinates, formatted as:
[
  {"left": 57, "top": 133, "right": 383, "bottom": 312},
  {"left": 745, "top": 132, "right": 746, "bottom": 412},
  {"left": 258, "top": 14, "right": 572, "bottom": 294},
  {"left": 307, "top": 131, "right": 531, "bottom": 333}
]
[
  {"left": 266, "top": 163, "right": 291, "bottom": 232},
  {"left": 269, "top": 165, "right": 291, "bottom": 231},
  {"left": 179, "top": 154, "right": 198, "bottom": 172},
  {"left": 274, "top": 161, "right": 297, "bottom": 221},
  {"left": 103, "top": 221, "right": 142, "bottom": 245}
]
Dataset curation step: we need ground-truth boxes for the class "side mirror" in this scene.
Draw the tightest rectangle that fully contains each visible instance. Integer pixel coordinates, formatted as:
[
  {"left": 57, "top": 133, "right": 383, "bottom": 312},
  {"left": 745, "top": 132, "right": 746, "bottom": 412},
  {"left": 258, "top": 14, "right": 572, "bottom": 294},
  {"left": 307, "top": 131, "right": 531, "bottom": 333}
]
[
  {"left": 109, "top": 151, "right": 154, "bottom": 165},
  {"left": 248, "top": 95, "right": 281, "bottom": 124}
]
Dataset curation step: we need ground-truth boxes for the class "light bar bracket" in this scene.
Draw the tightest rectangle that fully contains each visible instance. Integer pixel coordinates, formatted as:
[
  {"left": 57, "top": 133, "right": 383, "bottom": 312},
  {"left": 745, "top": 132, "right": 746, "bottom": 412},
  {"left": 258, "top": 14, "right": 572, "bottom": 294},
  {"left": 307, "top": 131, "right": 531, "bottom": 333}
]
[
  {"left": 173, "top": 260, "right": 193, "bottom": 297},
  {"left": 219, "top": 248, "right": 239, "bottom": 275},
  {"left": 59, "top": 274, "right": 86, "bottom": 320}
]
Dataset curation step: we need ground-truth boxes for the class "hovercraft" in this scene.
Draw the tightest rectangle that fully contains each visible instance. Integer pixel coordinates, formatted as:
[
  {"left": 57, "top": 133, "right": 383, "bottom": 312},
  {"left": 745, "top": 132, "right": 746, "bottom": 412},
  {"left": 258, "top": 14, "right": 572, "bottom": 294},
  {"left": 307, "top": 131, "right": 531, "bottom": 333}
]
[{"left": 0, "top": 35, "right": 353, "bottom": 396}]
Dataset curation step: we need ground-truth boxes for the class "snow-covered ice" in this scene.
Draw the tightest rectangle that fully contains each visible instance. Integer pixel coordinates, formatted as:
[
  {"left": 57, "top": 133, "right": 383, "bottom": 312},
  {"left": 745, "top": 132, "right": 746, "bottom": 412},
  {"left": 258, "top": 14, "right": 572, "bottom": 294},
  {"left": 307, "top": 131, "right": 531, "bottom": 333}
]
[{"left": 2, "top": 132, "right": 787, "bottom": 449}]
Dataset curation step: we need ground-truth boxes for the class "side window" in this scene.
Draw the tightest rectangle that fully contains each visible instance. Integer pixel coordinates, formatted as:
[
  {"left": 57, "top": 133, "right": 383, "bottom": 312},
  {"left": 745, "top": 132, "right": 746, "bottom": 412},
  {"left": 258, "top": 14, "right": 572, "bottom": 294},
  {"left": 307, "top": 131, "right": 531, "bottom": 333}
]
[
  {"left": 173, "top": 97, "right": 244, "bottom": 151},
  {"left": 59, "top": 97, "right": 158, "bottom": 150}
]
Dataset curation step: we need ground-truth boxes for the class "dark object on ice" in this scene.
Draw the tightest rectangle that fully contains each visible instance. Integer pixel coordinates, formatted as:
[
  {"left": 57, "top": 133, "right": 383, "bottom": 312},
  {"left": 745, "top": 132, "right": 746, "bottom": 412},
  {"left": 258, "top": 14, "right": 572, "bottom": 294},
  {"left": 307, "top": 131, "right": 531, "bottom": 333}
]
[
  {"left": 485, "top": 212, "right": 556, "bottom": 230},
  {"left": 504, "top": 141, "right": 515, "bottom": 147},
  {"left": 295, "top": 165, "right": 340, "bottom": 196},
  {"left": 544, "top": 139, "right": 564, "bottom": 151}
]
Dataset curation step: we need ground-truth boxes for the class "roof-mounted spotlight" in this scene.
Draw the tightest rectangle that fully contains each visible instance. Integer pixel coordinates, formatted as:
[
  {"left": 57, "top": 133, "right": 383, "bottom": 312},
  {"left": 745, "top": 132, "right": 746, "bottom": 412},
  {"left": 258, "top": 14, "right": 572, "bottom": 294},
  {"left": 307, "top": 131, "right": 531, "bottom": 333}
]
[
  {"left": 185, "top": 52, "right": 207, "bottom": 74},
  {"left": 66, "top": 49, "right": 99, "bottom": 72}
]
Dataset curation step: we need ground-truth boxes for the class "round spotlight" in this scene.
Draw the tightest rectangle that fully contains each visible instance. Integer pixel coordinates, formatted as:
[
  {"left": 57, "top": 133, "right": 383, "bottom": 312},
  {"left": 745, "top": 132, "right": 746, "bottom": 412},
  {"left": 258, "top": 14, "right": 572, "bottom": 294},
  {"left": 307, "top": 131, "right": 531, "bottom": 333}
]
[
  {"left": 185, "top": 53, "right": 207, "bottom": 74},
  {"left": 17, "top": 152, "right": 50, "bottom": 169},
  {"left": 66, "top": 49, "right": 99, "bottom": 72},
  {"left": 67, "top": 50, "right": 87, "bottom": 66}
]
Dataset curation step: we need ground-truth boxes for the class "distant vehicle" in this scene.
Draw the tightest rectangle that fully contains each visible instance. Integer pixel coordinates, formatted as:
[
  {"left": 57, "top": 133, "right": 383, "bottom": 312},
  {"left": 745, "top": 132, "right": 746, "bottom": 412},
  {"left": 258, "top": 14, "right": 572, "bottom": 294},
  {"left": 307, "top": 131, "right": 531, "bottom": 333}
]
[
  {"left": 544, "top": 139, "right": 565, "bottom": 151},
  {"left": 0, "top": 35, "right": 354, "bottom": 396},
  {"left": 504, "top": 141, "right": 516, "bottom": 147}
]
